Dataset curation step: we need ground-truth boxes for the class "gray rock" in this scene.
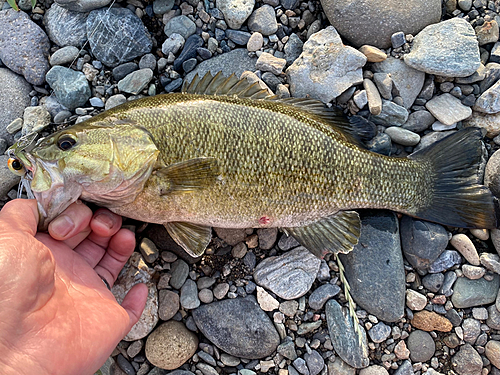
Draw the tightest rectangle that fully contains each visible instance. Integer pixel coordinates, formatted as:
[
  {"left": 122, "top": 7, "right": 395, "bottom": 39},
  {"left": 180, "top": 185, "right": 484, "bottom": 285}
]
[
  {"left": 474, "top": 79, "right": 500, "bottom": 114},
  {"left": 87, "top": 7, "right": 152, "bottom": 67},
  {"left": 158, "top": 289, "right": 179, "bottom": 321},
  {"left": 170, "top": 259, "right": 190, "bottom": 290},
  {"left": 217, "top": 0, "right": 255, "bottom": 29},
  {"left": 286, "top": 26, "right": 366, "bottom": 103},
  {"left": 192, "top": 296, "right": 280, "bottom": 358},
  {"left": 404, "top": 18, "right": 480, "bottom": 77},
  {"left": 22, "top": 106, "right": 51, "bottom": 134},
  {"left": 185, "top": 49, "right": 257, "bottom": 84},
  {"left": 373, "top": 57, "right": 425, "bottom": 109},
  {"left": 117, "top": 69, "right": 153, "bottom": 95},
  {"left": 50, "top": 46, "right": 80, "bottom": 66},
  {"left": 139, "top": 54, "right": 157, "bottom": 71},
  {"left": 480, "top": 252, "right": 500, "bottom": 274},
  {"left": 105, "top": 94, "right": 127, "bottom": 110},
  {"left": 485, "top": 149, "right": 500, "bottom": 198},
  {"left": 173, "top": 34, "right": 204, "bottom": 72},
  {"left": 284, "top": 33, "right": 303, "bottom": 65},
  {"left": 164, "top": 15, "right": 196, "bottom": 40},
  {"left": 247, "top": 5, "right": 277, "bottom": 36},
  {"left": 486, "top": 304, "right": 500, "bottom": 329},
  {"left": 308, "top": 283, "right": 341, "bottom": 310},
  {"left": 393, "top": 361, "right": 413, "bottom": 375},
  {"left": 425, "top": 93, "right": 473, "bottom": 126},
  {"left": 339, "top": 211, "right": 405, "bottom": 322},
  {"left": 402, "top": 110, "right": 435, "bottom": 132},
  {"left": 451, "top": 344, "right": 483, "bottom": 375},
  {"left": 384, "top": 127, "right": 420, "bottom": 146},
  {"left": 0, "top": 9, "right": 50, "bottom": 85},
  {"left": 277, "top": 337, "right": 297, "bottom": 360},
  {"left": 407, "top": 330, "right": 435, "bottom": 362},
  {"left": 0, "top": 68, "right": 31, "bottom": 143},
  {"left": 451, "top": 274, "right": 500, "bottom": 308},
  {"left": 55, "top": 0, "right": 112, "bottom": 12},
  {"left": 43, "top": 3, "right": 88, "bottom": 47},
  {"left": 326, "top": 299, "right": 369, "bottom": 368},
  {"left": 370, "top": 100, "right": 408, "bottom": 126},
  {"left": 89, "top": 97, "right": 104, "bottom": 108},
  {"left": 327, "top": 358, "right": 356, "bottom": 375},
  {"left": 180, "top": 279, "right": 200, "bottom": 309},
  {"left": 153, "top": 0, "right": 174, "bottom": 15},
  {"left": 304, "top": 350, "right": 324, "bottom": 375},
  {"left": 422, "top": 273, "right": 445, "bottom": 293},
  {"left": 373, "top": 73, "right": 392, "bottom": 100},
  {"left": 428, "top": 250, "right": 461, "bottom": 273},
  {"left": 368, "top": 322, "right": 391, "bottom": 343},
  {"left": 480, "top": 63, "right": 500, "bottom": 92},
  {"left": 292, "top": 358, "right": 309, "bottom": 375},
  {"left": 321, "top": 0, "right": 441, "bottom": 48},
  {"left": 45, "top": 66, "right": 91, "bottom": 110},
  {"left": 226, "top": 30, "right": 251, "bottom": 46},
  {"left": 253, "top": 247, "right": 321, "bottom": 299},
  {"left": 257, "top": 227, "right": 278, "bottom": 250},
  {"left": 462, "top": 318, "right": 481, "bottom": 343}
]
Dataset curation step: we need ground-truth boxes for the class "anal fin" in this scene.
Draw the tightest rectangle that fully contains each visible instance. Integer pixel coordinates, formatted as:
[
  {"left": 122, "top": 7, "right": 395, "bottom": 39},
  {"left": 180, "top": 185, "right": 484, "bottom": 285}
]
[
  {"left": 284, "top": 211, "right": 361, "bottom": 258},
  {"left": 164, "top": 222, "right": 212, "bottom": 257}
]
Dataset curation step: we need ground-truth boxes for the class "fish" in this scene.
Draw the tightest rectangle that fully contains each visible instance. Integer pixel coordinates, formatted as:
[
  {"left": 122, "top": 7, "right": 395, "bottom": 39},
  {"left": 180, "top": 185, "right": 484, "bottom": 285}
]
[{"left": 6, "top": 72, "right": 498, "bottom": 259}]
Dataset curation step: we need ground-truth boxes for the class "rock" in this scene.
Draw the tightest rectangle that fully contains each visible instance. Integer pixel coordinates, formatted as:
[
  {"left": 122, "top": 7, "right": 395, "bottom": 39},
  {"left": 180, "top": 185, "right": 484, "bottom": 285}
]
[
  {"left": 0, "top": 68, "right": 31, "bottom": 143},
  {"left": 105, "top": 94, "right": 127, "bottom": 110},
  {"left": 411, "top": 310, "right": 453, "bottom": 332},
  {"left": 170, "top": 259, "right": 190, "bottom": 290},
  {"left": 153, "top": 0, "right": 174, "bottom": 14},
  {"left": 277, "top": 337, "right": 297, "bottom": 360},
  {"left": 474, "top": 79, "right": 500, "bottom": 114},
  {"left": 217, "top": 0, "right": 254, "bottom": 29},
  {"left": 304, "top": 350, "right": 324, "bottom": 375},
  {"left": 308, "top": 283, "right": 340, "bottom": 310},
  {"left": 476, "top": 20, "right": 499, "bottom": 45},
  {"left": 404, "top": 18, "right": 480, "bottom": 77},
  {"left": 226, "top": 30, "right": 251, "bottom": 46},
  {"left": 117, "top": 69, "right": 153, "bottom": 95},
  {"left": 363, "top": 79, "right": 382, "bottom": 115},
  {"left": 486, "top": 304, "right": 500, "bottom": 329},
  {"left": 284, "top": 33, "right": 303, "bottom": 65},
  {"left": 256, "top": 52, "right": 286, "bottom": 75},
  {"left": 0, "top": 9, "right": 50, "bottom": 85},
  {"left": 280, "top": 300, "right": 299, "bottom": 317},
  {"left": 462, "top": 318, "right": 481, "bottom": 343},
  {"left": 425, "top": 93, "right": 472, "bottom": 126},
  {"left": 428, "top": 250, "right": 461, "bottom": 273},
  {"left": 180, "top": 279, "right": 200, "bottom": 310},
  {"left": 192, "top": 296, "right": 280, "bottom": 358},
  {"left": 402, "top": 110, "right": 435, "bottom": 132},
  {"left": 174, "top": 34, "right": 204, "bottom": 72},
  {"left": 406, "top": 289, "right": 427, "bottom": 310},
  {"left": 360, "top": 365, "right": 389, "bottom": 375},
  {"left": 480, "top": 252, "right": 500, "bottom": 274},
  {"left": 164, "top": 15, "right": 196, "bottom": 40},
  {"left": 370, "top": 100, "right": 408, "bottom": 126},
  {"left": 485, "top": 340, "right": 500, "bottom": 369},
  {"left": 161, "top": 33, "right": 185, "bottom": 56},
  {"left": 407, "top": 330, "right": 435, "bottom": 362},
  {"left": 256, "top": 286, "right": 279, "bottom": 311},
  {"left": 358, "top": 45, "right": 387, "bottom": 62},
  {"left": 87, "top": 7, "right": 152, "bottom": 67},
  {"left": 158, "top": 290, "right": 179, "bottom": 321},
  {"left": 326, "top": 299, "right": 369, "bottom": 368},
  {"left": 368, "top": 322, "right": 391, "bottom": 343},
  {"left": 384, "top": 127, "right": 420, "bottom": 146},
  {"left": 22, "top": 106, "right": 51, "bottom": 134},
  {"left": 50, "top": 46, "right": 80, "bottom": 66},
  {"left": 112, "top": 253, "right": 158, "bottom": 341},
  {"left": 462, "top": 265, "right": 486, "bottom": 280},
  {"left": 422, "top": 273, "right": 444, "bottom": 293},
  {"left": 464, "top": 111, "right": 500, "bottom": 138},
  {"left": 451, "top": 344, "right": 483, "bottom": 375},
  {"left": 139, "top": 238, "right": 159, "bottom": 264},
  {"left": 339, "top": 211, "right": 405, "bottom": 322},
  {"left": 451, "top": 274, "right": 500, "bottom": 308},
  {"left": 449, "top": 234, "right": 479, "bottom": 265},
  {"left": 55, "top": 0, "right": 112, "bottom": 12},
  {"left": 373, "top": 57, "right": 425, "bottom": 109},
  {"left": 253, "top": 247, "right": 320, "bottom": 299},
  {"left": 286, "top": 26, "right": 366, "bottom": 103},
  {"left": 185, "top": 49, "right": 257, "bottom": 83},
  {"left": 320, "top": 0, "right": 441, "bottom": 48},
  {"left": 353, "top": 90, "right": 368, "bottom": 110},
  {"left": 327, "top": 358, "right": 356, "bottom": 375},
  {"left": 247, "top": 32, "right": 263, "bottom": 52},
  {"left": 256, "top": 228, "right": 278, "bottom": 250},
  {"left": 43, "top": 4, "right": 88, "bottom": 47},
  {"left": 145, "top": 321, "right": 198, "bottom": 370},
  {"left": 45, "top": 66, "right": 91, "bottom": 110},
  {"left": 247, "top": 5, "right": 277, "bottom": 36}
]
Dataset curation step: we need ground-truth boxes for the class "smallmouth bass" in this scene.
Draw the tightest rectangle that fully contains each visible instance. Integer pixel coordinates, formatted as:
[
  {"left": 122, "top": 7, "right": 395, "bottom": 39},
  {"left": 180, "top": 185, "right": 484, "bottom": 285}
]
[{"left": 6, "top": 72, "right": 497, "bottom": 258}]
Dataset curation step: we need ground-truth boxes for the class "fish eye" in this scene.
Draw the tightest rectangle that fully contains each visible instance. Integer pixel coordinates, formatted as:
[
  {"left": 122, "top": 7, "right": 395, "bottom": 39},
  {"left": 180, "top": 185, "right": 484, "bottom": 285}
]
[
  {"left": 57, "top": 135, "right": 77, "bottom": 151},
  {"left": 8, "top": 157, "right": 26, "bottom": 176}
]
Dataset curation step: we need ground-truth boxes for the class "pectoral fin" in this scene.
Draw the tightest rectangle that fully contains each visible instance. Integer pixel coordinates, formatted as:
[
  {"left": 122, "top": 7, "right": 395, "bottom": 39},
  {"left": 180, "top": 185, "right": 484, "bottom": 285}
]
[
  {"left": 283, "top": 211, "right": 361, "bottom": 258},
  {"left": 164, "top": 222, "right": 212, "bottom": 257},
  {"left": 156, "top": 157, "right": 221, "bottom": 194}
]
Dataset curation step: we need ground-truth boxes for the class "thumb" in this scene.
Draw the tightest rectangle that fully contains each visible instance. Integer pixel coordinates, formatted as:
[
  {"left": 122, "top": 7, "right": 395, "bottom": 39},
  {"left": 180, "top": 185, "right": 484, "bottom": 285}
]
[{"left": 120, "top": 283, "right": 148, "bottom": 332}]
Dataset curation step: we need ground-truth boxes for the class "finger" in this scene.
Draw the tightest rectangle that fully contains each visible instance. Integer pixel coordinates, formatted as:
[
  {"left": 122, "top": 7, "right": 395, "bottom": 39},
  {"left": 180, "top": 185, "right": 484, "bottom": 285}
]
[
  {"left": 0, "top": 199, "right": 39, "bottom": 236},
  {"left": 48, "top": 201, "right": 93, "bottom": 244},
  {"left": 93, "top": 228, "right": 136, "bottom": 285},
  {"left": 120, "top": 283, "right": 148, "bottom": 332}
]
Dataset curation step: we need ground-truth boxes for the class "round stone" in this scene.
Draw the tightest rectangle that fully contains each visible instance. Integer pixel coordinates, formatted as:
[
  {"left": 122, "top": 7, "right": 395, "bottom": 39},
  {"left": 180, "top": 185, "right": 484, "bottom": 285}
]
[
  {"left": 145, "top": 321, "right": 198, "bottom": 370},
  {"left": 407, "top": 330, "right": 435, "bottom": 362},
  {"left": 485, "top": 340, "right": 500, "bottom": 369}
]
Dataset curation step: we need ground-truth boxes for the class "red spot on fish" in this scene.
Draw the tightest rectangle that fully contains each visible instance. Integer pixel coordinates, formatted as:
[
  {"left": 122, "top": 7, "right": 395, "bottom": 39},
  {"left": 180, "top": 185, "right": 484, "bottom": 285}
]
[{"left": 259, "top": 216, "right": 271, "bottom": 225}]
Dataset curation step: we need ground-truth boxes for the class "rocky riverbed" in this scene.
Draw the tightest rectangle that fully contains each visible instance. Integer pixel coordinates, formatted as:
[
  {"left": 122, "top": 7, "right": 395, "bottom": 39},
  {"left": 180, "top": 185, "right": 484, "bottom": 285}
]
[{"left": 1, "top": 0, "right": 500, "bottom": 374}]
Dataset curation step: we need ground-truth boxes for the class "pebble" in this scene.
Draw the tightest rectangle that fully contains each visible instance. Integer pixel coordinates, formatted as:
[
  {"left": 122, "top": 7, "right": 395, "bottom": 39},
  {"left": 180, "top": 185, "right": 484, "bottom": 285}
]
[
  {"left": 304, "top": 349, "right": 324, "bottom": 375},
  {"left": 174, "top": 34, "right": 204, "bottom": 72},
  {"left": 480, "top": 252, "right": 500, "bottom": 274},
  {"left": 217, "top": 0, "right": 255, "bottom": 29},
  {"left": 139, "top": 238, "right": 159, "bottom": 264},
  {"left": 256, "top": 228, "right": 278, "bottom": 250},
  {"left": 406, "top": 289, "right": 427, "bottom": 311},
  {"left": 308, "top": 283, "right": 340, "bottom": 310},
  {"left": 247, "top": 5, "right": 278, "bottom": 36},
  {"left": 164, "top": 15, "right": 196, "bottom": 40},
  {"left": 105, "top": 94, "right": 127, "bottom": 110},
  {"left": 192, "top": 296, "right": 280, "bottom": 358},
  {"left": 180, "top": 279, "right": 200, "bottom": 310},
  {"left": 339, "top": 211, "right": 405, "bottom": 322},
  {"left": 253, "top": 247, "right": 321, "bottom": 299},
  {"left": 45, "top": 66, "right": 91, "bottom": 110},
  {"left": 475, "top": 78, "right": 500, "bottom": 114},
  {"left": 462, "top": 265, "right": 486, "bottom": 280},
  {"left": 256, "top": 286, "right": 279, "bottom": 311},
  {"left": 284, "top": 33, "right": 304, "bottom": 65},
  {"left": 407, "top": 330, "right": 435, "bottom": 362},
  {"left": 487, "top": 304, "right": 500, "bottom": 329},
  {"left": 197, "top": 350, "right": 216, "bottom": 366},
  {"left": 394, "top": 341, "right": 410, "bottom": 360},
  {"left": 363, "top": 79, "right": 382, "bottom": 115},
  {"left": 354, "top": 90, "right": 368, "bottom": 110},
  {"left": 287, "top": 26, "right": 366, "bottom": 103},
  {"left": 0, "top": 68, "right": 31, "bottom": 142},
  {"left": 411, "top": 311, "right": 453, "bottom": 332},
  {"left": 247, "top": 32, "right": 263, "bottom": 52},
  {"left": 118, "top": 68, "right": 153, "bottom": 95},
  {"left": 422, "top": 273, "right": 445, "bottom": 293},
  {"left": 327, "top": 358, "right": 356, "bottom": 375},
  {"left": 451, "top": 274, "right": 500, "bottom": 308},
  {"left": 50, "top": 46, "right": 79, "bottom": 66},
  {"left": 153, "top": 0, "right": 174, "bottom": 15},
  {"left": 256, "top": 52, "right": 286, "bottom": 75},
  {"left": 428, "top": 250, "right": 462, "bottom": 273},
  {"left": 127, "top": 340, "right": 143, "bottom": 358},
  {"left": 451, "top": 344, "right": 483, "bottom": 375},
  {"left": 145, "top": 321, "right": 198, "bottom": 370},
  {"left": 368, "top": 322, "right": 391, "bottom": 343},
  {"left": 425, "top": 93, "right": 472, "bottom": 126},
  {"left": 86, "top": 7, "right": 152, "bottom": 67},
  {"left": 158, "top": 289, "right": 179, "bottom": 321},
  {"left": 326, "top": 299, "right": 369, "bottom": 368},
  {"left": 358, "top": 45, "right": 387, "bottom": 62},
  {"left": 404, "top": 18, "right": 480, "bottom": 77},
  {"left": 384, "top": 127, "right": 420, "bottom": 146},
  {"left": 43, "top": 4, "right": 88, "bottom": 47},
  {"left": 360, "top": 365, "right": 389, "bottom": 375},
  {"left": 113, "top": 62, "right": 138, "bottom": 81},
  {"left": 476, "top": 20, "right": 499, "bottom": 45},
  {"left": 213, "top": 283, "right": 229, "bottom": 299},
  {"left": 485, "top": 340, "right": 500, "bottom": 369},
  {"left": 371, "top": 100, "right": 408, "bottom": 126},
  {"left": 464, "top": 110, "right": 500, "bottom": 138},
  {"left": 170, "top": 259, "right": 190, "bottom": 290},
  {"left": 321, "top": 0, "right": 441, "bottom": 48},
  {"left": 402, "top": 110, "right": 435, "bottom": 132},
  {"left": 0, "top": 9, "right": 50, "bottom": 85},
  {"left": 462, "top": 318, "right": 481, "bottom": 343}
]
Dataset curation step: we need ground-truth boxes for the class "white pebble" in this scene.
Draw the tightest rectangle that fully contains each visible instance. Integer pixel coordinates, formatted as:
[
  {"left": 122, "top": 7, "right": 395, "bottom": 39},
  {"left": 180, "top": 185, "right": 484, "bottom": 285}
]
[
  {"left": 256, "top": 286, "right": 279, "bottom": 311},
  {"left": 450, "top": 233, "right": 480, "bottom": 266},
  {"left": 470, "top": 228, "right": 489, "bottom": 241}
]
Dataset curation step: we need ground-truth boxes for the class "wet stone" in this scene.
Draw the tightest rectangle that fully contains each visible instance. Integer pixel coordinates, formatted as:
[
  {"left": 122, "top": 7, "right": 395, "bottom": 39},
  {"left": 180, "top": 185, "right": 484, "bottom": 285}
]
[
  {"left": 407, "top": 330, "right": 435, "bottom": 362},
  {"left": 308, "top": 283, "right": 340, "bottom": 310},
  {"left": 451, "top": 274, "right": 500, "bottom": 308},
  {"left": 368, "top": 322, "right": 391, "bottom": 343}
]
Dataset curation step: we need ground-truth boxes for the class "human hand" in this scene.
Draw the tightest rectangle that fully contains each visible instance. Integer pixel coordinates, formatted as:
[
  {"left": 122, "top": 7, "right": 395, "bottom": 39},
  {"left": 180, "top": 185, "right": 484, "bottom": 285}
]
[{"left": 0, "top": 199, "right": 148, "bottom": 375}]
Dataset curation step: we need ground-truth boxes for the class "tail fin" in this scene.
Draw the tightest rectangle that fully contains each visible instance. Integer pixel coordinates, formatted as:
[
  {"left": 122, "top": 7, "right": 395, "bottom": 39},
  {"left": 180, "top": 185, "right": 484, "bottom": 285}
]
[{"left": 408, "top": 127, "right": 497, "bottom": 229}]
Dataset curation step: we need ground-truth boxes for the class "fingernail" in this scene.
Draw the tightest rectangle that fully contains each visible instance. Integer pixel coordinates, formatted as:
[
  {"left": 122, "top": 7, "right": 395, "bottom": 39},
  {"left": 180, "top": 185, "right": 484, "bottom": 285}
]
[
  {"left": 51, "top": 215, "right": 74, "bottom": 237},
  {"left": 94, "top": 212, "right": 114, "bottom": 229}
]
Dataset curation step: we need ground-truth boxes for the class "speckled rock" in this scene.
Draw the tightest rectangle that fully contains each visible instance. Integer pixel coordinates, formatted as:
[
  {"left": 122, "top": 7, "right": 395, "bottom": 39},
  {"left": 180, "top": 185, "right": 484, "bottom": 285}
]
[
  {"left": 451, "top": 274, "right": 500, "bottom": 308},
  {"left": 485, "top": 340, "right": 500, "bottom": 369},
  {"left": 217, "top": 0, "right": 255, "bottom": 29},
  {"left": 464, "top": 111, "right": 500, "bottom": 138},
  {"left": 320, "top": 0, "right": 441, "bottom": 48},
  {"left": 411, "top": 310, "right": 453, "bottom": 332},
  {"left": 474, "top": 79, "right": 500, "bottom": 114},
  {"left": 247, "top": 5, "right": 278, "bottom": 36},
  {"left": 425, "top": 93, "right": 472, "bottom": 126},
  {"left": 450, "top": 234, "right": 480, "bottom": 266},
  {"left": 451, "top": 344, "right": 483, "bottom": 375},
  {"left": 0, "top": 9, "right": 50, "bottom": 85},
  {"left": 145, "top": 321, "right": 198, "bottom": 370},
  {"left": 45, "top": 66, "right": 91, "bottom": 110},
  {"left": 43, "top": 3, "right": 88, "bottom": 47},
  {"left": 407, "top": 330, "right": 435, "bottom": 362},
  {"left": 112, "top": 253, "right": 158, "bottom": 341},
  {"left": 287, "top": 26, "right": 366, "bottom": 103},
  {"left": 254, "top": 247, "right": 321, "bottom": 299}
]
